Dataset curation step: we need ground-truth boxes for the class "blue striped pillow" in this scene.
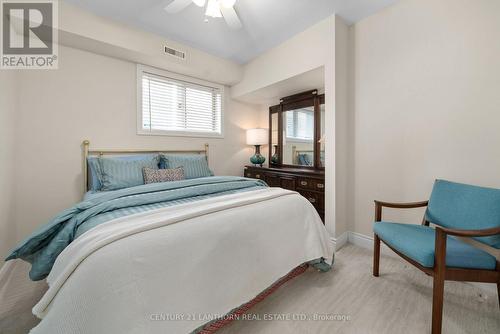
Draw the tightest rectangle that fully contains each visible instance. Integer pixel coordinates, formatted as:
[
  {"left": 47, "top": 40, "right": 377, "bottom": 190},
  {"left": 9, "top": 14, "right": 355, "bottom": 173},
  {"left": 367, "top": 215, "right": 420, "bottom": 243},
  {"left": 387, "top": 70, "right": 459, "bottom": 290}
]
[
  {"left": 98, "top": 156, "right": 160, "bottom": 191},
  {"left": 88, "top": 154, "right": 160, "bottom": 191},
  {"left": 87, "top": 157, "right": 102, "bottom": 191},
  {"left": 161, "top": 154, "right": 213, "bottom": 179}
]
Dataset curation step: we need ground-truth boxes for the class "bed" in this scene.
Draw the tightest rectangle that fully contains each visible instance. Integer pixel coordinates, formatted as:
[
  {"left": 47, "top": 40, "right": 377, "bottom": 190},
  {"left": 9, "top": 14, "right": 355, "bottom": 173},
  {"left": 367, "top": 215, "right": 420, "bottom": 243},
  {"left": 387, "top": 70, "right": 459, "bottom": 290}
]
[{"left": 5, "top": 140, "right": 334, "bottom": 334}]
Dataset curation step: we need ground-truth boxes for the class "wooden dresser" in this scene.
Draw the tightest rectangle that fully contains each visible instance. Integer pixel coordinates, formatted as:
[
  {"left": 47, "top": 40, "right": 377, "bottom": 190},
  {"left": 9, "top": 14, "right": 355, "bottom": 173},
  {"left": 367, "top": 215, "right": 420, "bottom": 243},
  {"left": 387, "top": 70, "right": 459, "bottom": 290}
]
[{"left": 244, "top": 165, "right": 325, "bottom": 222}]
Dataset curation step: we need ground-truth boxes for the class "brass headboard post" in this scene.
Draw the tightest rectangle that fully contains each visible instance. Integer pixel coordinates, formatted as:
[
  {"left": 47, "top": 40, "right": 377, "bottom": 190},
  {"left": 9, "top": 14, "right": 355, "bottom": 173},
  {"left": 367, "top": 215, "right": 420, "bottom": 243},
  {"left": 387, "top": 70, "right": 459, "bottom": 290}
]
[
  {"left": 82, "top": 140, "right": 210, "bottom": 195},
  {"left": 205, "top": 143, "right": 209, "bottom": 165},
  {"left": 83, "top": 140, "right": 90, "bottom": 194}
]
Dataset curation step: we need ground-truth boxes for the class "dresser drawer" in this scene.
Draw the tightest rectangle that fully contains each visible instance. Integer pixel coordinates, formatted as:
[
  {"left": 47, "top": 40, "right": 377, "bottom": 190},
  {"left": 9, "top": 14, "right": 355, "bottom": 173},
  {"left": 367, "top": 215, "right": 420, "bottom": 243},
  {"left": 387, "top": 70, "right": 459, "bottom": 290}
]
[
  {"left": 243, "top": 166, "right": 324, "bottom": 223},
  {"left": 265, "top": 173, "right": 281, "bottom": 187},
  {"left": 244, "top": 170, "right": 264, "bottom": 180},
  {"left": 280, "top": 177, "right": 296, "bottom": 191},
  {"left": 297, "top": 177, "right": 325, "bottom": 192},
  {"left": 299, "top": 190, "right": 324, "bottom": 210}
]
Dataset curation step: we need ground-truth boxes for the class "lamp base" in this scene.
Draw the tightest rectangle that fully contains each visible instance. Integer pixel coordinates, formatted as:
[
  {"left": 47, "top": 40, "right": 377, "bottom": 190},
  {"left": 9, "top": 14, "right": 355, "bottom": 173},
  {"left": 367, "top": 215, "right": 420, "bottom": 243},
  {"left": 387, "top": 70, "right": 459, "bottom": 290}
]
[
  {"left": 271, "top": 144, "right": 279, "bottom": 164},
  {"left": 250, "top": 145, "right": 266, "bottom": 167}
]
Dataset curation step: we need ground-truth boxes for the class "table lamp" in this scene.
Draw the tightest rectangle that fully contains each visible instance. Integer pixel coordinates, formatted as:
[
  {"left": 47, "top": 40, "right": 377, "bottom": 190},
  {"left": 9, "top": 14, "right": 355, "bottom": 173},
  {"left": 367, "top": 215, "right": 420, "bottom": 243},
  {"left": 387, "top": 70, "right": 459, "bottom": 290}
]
[{"left": 246, "top": 128, "right": 268, "bottom": 167}]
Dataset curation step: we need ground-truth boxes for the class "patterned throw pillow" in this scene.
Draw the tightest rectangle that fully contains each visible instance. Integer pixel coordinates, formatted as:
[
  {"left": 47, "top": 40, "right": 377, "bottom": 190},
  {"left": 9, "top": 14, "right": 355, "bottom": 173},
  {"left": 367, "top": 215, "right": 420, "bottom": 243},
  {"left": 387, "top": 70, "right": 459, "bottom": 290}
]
[{"left": 143, "top": 167, "right": 185, "bottom": 184}]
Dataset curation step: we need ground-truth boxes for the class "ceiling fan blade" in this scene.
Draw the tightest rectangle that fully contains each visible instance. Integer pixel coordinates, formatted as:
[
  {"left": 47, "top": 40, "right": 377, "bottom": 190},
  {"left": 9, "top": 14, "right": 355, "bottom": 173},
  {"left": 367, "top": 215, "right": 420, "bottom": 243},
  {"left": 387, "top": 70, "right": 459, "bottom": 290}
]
[
  {"left": 220, "top": 6, "right": 242, "bottom": 30},
  {"left": 164, "top": 0, "right": 192, "bottom": 13}
]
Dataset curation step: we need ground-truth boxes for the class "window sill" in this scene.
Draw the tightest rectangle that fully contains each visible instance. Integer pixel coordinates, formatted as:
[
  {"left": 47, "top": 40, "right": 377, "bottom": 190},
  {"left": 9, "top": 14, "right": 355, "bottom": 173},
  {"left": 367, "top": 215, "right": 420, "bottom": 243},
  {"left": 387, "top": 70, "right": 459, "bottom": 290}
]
[{"left": 137, "top": 129, "right": 224, "bottom": 139}]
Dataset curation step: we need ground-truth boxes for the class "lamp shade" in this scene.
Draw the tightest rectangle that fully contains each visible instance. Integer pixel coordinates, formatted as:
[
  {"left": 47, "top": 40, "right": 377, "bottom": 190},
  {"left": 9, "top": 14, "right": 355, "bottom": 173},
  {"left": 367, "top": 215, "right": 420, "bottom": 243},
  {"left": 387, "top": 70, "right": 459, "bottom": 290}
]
[{"left": 246, "top": 128, "right": 268, "bottom": 146}]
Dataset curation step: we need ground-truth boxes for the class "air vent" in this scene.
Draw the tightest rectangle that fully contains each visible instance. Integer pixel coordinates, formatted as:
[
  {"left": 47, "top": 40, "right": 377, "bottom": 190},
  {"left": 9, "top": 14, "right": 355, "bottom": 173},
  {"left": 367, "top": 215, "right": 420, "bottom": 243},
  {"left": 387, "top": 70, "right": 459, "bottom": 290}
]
[{"left": 164, "top": 46, "right": 185, "bottom": 60}]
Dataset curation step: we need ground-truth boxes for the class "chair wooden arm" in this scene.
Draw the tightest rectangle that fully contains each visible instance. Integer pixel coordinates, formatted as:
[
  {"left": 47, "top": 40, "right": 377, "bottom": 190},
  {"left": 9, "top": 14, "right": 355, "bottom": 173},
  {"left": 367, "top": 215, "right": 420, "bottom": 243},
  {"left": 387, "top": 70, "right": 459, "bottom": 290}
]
[
  {"left": 435, "top": 225, "right": 500, "bottom": 237},
  {"left": 433, "top": 225, "right": 500, "bottom": 277},
  {"left": 374, "top": 200, "right": 428, "bottom": 221},
  {"left": 374, "top": 200, "right": 429, "bottom": 209}
]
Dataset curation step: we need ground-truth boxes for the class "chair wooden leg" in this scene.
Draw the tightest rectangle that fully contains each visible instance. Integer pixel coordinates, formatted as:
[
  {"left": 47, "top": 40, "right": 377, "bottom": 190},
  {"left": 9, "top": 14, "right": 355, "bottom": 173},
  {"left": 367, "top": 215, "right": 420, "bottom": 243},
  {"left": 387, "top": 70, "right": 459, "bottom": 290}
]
[
  {"left": 496, "top": 262, "right": 500, "bottom": 309},
  {"left": 373, "top": 234, "right": 380, "bottom": 277},
  {"left": 432, "top": 228, "right": 447, "bottom": 334},
  {"left": 431, "top": 272, "right": 445, "bottom": 334},
  {"left": 497, "top": 281, "right": 500, "bottom": 309}
]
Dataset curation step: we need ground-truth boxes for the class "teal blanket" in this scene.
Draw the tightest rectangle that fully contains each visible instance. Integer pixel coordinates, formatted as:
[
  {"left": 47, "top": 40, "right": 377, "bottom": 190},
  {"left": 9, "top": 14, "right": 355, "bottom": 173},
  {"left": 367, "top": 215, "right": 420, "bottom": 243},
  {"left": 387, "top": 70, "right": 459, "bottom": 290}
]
[{"left": 6, "top": 177, "right": 267, "bottom": 281}]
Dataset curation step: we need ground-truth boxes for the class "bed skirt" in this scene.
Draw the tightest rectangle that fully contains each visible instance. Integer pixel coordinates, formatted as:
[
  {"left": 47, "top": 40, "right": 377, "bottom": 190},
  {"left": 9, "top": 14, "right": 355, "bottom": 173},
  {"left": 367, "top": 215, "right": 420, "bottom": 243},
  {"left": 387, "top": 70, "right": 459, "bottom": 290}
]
[{"left": 196, "top": 264, "right": 309, "bottom": 334}]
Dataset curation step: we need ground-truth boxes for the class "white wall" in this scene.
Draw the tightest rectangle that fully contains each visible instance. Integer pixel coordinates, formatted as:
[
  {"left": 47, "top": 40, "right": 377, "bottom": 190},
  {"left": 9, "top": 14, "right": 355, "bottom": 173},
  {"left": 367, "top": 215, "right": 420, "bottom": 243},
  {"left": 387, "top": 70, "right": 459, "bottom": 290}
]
[
  {"left": 232, "top": 16, "right": 340, "bottom": 238},
  {"left": 9, "top": 45, "right": 259, "bottom": 246},
  {"left": 231, "top": 17, "right": 334, "bottom": 99},
  {"left": 0, "top": 71, "right": 17, "bottom": 258},
  {"left": 350, "top": 0, "right": 500, "bottom": 237},
  {"left": 333, "top": 17, "right": 350, "bottom": 237}
]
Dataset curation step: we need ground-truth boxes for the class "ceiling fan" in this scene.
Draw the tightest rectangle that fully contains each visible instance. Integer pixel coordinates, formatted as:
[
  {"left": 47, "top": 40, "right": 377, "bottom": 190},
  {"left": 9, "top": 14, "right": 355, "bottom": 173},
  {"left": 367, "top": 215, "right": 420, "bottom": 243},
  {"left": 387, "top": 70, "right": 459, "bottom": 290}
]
[{"left": 165, "top": 0, "right": 242, "bottom": 29}]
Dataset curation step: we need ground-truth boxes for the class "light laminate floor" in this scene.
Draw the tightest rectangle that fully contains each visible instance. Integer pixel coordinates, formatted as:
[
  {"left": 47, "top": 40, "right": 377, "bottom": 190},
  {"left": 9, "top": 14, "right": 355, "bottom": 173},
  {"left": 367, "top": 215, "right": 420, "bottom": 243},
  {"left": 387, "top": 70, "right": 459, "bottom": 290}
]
[
  {"left": 218, "top": 244, "right": 500, "bottom": 334},
  {"left": 1, "top": 245, "right": 499, "bottom": 333}
]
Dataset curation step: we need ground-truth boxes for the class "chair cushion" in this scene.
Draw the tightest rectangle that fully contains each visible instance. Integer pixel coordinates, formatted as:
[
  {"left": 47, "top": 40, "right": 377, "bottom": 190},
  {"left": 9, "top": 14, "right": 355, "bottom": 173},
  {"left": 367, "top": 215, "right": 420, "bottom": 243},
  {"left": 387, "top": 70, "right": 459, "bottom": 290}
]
[
  {"left": 427, "top": 180, "right": 500, "bottom": 248},
  {"left": 374, "top": 222, "right": 497, "bottom": 270}
]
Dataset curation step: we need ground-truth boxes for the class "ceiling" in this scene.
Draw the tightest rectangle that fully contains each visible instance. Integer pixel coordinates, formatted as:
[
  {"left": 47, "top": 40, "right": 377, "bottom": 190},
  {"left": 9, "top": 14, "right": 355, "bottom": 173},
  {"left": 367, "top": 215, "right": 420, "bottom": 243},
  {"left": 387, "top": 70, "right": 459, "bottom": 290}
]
[{"left": 63, "top": 0, "right": 399, "bottom": 64}]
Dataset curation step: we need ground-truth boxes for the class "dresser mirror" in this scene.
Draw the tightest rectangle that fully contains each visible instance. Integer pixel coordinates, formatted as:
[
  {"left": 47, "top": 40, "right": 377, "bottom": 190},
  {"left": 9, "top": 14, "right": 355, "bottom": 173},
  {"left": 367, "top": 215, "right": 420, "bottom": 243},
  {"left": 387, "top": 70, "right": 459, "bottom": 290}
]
[
  {"left": 282, "top": 106, "right": 315, "bottom": 166},
  {"left": 319, "top": 102, "right": 325, "bottom": 167},
  {"left": 269, "top": 90, "right": 325, "bottom": 169},
  {"left": 270, "top": 112, "right": 279, "bottom": 164}
]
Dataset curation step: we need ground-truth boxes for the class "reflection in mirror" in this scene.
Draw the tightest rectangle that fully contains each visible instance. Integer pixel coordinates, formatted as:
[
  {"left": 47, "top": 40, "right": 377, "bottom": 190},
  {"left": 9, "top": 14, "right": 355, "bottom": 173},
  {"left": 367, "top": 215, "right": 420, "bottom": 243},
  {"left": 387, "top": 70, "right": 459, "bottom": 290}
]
[
  {"left": 282, "top": 106, "right": 314, "bottom": 166},
  {"left": 270, "top": 113, "right": 279, "bottom": 164},
  {"left": 319, "top": 103, "right": 325, "bottom": 167}
]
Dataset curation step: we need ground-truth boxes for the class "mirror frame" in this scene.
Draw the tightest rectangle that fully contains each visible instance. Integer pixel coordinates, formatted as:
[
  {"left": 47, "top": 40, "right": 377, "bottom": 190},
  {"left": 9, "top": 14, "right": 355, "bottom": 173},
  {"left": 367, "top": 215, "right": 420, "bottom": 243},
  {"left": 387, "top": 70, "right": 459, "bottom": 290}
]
[{"left": 269, "top": 90, "right": 325, "bottom": 170}]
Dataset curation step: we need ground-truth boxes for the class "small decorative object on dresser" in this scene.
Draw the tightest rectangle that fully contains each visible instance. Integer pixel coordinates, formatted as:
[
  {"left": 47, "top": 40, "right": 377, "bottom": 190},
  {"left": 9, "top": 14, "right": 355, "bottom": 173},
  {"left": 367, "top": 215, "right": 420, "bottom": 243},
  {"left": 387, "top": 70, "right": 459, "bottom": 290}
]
[
  {"left": 246, "top": 128, "right": 268, "bottom": 167},
  {"left": 244, "top": 165, "right": 325, "bottom": 222}
]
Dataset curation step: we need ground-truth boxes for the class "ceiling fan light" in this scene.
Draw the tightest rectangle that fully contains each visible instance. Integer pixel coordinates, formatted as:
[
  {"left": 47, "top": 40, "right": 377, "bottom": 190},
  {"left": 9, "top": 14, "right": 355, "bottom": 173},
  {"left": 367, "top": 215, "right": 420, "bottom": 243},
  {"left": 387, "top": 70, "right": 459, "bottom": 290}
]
[
  {"left": 220, "top": 0, "right": 236, "bottom": 8},
  {"left": 192, "top": 0, "right": 206, "bottom": 7},
  {"left": 205, "top": 0, "right": 222, "bottom": 18}
]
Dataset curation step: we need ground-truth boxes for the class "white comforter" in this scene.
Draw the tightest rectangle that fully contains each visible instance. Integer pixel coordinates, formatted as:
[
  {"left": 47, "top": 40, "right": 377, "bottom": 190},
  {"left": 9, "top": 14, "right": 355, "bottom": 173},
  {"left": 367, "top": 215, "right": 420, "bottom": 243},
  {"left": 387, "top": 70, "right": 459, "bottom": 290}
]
[{"left": 31, "top": 188, "right": 333, "bottom": 334}]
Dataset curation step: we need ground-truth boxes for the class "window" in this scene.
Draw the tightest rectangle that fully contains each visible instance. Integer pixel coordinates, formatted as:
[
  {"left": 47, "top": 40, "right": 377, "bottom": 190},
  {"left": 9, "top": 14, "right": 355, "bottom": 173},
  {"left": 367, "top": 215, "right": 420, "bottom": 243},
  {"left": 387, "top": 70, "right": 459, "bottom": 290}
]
[
  {"left": 286, "top": 108, "right": 314, "bottom": 141},
  {"left": 137, "top": 65, "right": 224, "bottom": 137}
]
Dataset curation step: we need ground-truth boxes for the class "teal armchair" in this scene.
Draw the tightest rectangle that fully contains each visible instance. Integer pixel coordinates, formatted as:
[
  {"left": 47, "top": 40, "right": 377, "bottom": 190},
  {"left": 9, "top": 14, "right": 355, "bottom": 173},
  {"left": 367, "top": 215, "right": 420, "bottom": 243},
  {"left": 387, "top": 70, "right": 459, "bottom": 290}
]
[{"left": 373, "top": 180, "right": 500, "bottom": 334}]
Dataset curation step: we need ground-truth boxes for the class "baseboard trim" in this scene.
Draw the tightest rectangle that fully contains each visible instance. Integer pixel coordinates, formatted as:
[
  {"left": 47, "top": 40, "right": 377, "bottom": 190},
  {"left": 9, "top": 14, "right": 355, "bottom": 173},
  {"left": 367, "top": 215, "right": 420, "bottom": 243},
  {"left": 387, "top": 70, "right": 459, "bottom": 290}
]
[
  {"left": 347, "top": 231, "right": 373, "bottom": 249},
  {"left": 332, "top": 231, "right": 391, "bottom": 254},
  {"left": 346, "top": 231, "right": 398, "bottom": 257},
  {"left": 331, "top": 232, "right": 348, "bottom": 251}
]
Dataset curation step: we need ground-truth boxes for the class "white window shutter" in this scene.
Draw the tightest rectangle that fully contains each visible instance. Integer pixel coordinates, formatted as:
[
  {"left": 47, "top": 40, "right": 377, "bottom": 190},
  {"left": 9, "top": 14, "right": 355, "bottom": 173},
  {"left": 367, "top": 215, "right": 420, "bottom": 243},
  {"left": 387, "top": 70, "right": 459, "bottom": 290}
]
[{"left": 140, "top": 68, "right": 223, "bottom": 136}]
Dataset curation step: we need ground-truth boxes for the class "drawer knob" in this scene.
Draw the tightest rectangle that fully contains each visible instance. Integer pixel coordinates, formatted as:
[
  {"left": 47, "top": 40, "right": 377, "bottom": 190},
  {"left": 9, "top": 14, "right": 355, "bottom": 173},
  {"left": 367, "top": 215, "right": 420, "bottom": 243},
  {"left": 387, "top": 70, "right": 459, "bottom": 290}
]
[
  {"left": 247, "top": 174, "right": 252, "bottom": 177},
  {"left": 300, "top": 181, "right": 308, "bottom": 186},
  {"left": 255, "top": 174, "right": 260, "bottom": 178},
  {"left": 308, "top": 197, "right": 316, "bottom": 203},
  {"left": 317, "top": 183, "right": 324, "bottom": 189}
]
